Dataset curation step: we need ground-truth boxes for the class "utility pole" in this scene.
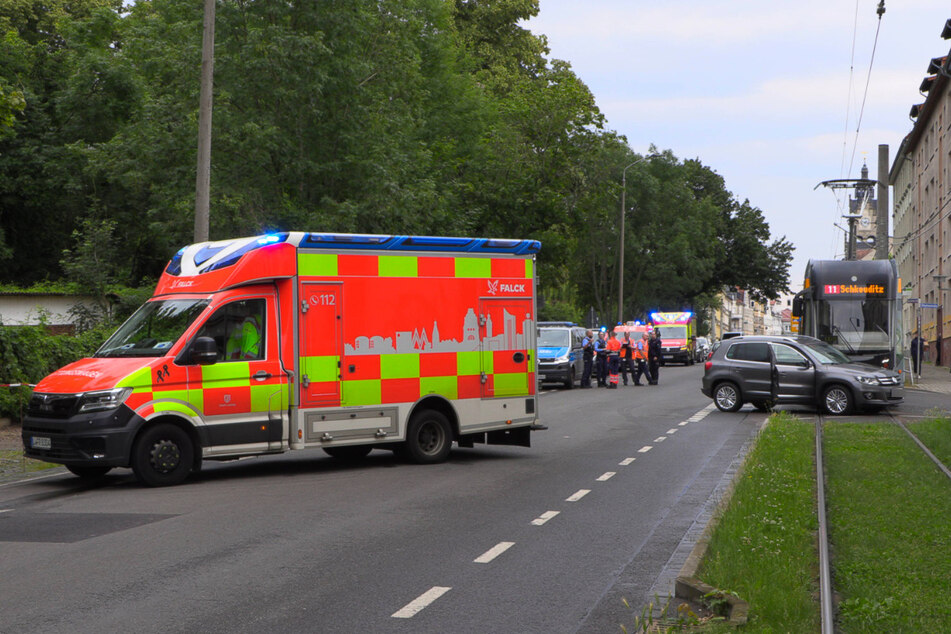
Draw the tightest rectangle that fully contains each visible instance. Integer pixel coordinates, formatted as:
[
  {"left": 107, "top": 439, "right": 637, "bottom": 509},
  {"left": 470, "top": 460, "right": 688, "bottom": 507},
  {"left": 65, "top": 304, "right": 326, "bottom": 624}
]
[
  {"left": 194, "top": 0, "right": 215, "bottom": 243},
  {"left": 876, "top": 144, "right": 889, "bottom": 259}
]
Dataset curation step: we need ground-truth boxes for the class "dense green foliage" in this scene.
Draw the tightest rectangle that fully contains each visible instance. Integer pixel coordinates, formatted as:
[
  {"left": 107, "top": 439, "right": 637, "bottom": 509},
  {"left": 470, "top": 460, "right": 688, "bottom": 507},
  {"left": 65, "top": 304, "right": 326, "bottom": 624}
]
[
  {"left": 0, "top": 0, "right": 792, "bottom": 325},
  {"left": 0, "top": 322, "right": 114, "bottom": 420}
]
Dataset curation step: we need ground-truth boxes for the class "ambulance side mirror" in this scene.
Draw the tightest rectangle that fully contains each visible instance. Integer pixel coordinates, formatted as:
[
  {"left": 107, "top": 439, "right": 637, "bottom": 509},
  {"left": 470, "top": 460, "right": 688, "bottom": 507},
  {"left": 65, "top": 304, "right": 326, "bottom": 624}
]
[{"left": 190, "top": 336, "right": 218, "bottom": 366}]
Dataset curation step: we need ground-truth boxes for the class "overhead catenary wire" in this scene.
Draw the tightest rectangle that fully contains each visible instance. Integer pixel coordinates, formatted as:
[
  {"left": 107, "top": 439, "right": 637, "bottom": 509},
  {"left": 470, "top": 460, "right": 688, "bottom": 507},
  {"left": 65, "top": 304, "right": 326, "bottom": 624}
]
[
  {"left": 846, "top": 1, "right": 886, "bottom": 179},
  {"left": 831, "top": 1, "right": 885, "bottom": 258}
]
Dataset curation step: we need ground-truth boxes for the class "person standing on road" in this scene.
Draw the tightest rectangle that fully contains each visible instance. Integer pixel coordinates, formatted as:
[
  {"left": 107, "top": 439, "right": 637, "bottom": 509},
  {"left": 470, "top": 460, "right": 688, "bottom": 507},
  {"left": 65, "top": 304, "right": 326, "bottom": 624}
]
[
  {"left": 633, "top": 331, "right": 651, "bottom": 385},
  {"left": 605, "top": 330, "right": 622, "bottom": 388},
  {"left": 910, "top": 334, "right": 925, "bottom": 375},
  {"left": 595, "top": 331, "right": 608, "bottom": 387},
  {"left": 619, "top": 332, "right": 633, "bottom": 385},
  {"left": 647, "top": 329, "right": 662, "bottom": 385},
  {"left": 581, "top": 330, "right": 594, "bottom": 388}
]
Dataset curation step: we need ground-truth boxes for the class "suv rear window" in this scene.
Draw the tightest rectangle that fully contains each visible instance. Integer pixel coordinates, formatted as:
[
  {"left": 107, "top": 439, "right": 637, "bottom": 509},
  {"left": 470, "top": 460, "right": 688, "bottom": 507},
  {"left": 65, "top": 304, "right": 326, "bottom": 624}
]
[{"left": 726, "top": 342, "right": 770, "bottom": 362}]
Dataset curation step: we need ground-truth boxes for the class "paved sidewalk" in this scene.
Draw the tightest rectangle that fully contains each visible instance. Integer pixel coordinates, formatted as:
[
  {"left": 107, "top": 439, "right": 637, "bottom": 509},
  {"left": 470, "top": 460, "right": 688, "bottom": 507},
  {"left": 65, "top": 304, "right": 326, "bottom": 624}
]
[{"left": 907, "top": 361, "right": 951, "bottom": 395}]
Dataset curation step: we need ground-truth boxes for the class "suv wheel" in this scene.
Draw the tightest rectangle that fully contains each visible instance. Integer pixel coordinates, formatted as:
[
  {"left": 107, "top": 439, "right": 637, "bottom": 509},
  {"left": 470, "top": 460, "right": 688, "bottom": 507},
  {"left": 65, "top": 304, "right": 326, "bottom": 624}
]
[
  {"left": 822, "top": 384, "right": 853, "bottom": 415},
  {"left": 713, "top": 382, "right": 742, "bottom": 412}
]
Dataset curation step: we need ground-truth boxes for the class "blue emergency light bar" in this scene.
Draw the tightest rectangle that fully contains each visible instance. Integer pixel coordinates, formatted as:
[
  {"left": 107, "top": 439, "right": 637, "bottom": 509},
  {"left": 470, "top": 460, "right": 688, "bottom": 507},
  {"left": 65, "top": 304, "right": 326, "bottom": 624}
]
[{"left": 299, "top": 232, "right": 541, "bottom": 255}]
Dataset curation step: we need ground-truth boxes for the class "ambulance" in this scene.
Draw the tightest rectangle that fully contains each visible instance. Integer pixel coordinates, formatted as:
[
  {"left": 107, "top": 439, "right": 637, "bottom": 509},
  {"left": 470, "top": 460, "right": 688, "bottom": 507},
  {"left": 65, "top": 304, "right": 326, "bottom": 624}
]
[
  {"left": 651, "top": 311, "right": 697, "bottom": 365},
  {"left": 22, "top": 232, "right": 541, "bottom": 486}
]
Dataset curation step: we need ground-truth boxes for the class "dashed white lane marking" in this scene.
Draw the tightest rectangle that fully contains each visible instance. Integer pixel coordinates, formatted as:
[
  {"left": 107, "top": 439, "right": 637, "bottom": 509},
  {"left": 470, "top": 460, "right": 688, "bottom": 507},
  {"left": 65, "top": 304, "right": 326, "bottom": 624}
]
[
  {"left": 619, "top": 457, "right": 636, "bottom": 466},
  {"left": 666, "top": 428, "right": 678, "bottom": 435},
  {"left": 654, "top": 436, "right": 666, "bottom": 442},
  {"left": 638, "top": 446, "right": 652, "bottom": 453},
  {"left": 678, "top": 421, "right": 689, "bottom": 426},
  {"left": 596, "top": 472, "right": 615, "bottom": 482},
  {"left": 474, "top": 542, "right": 515, "bottom": 564},
  {"left": 392, "top": 586, "right": 451, "bottom": 618},
  {"left": 0, "top": 509, "right": 11, "bottom": 514},
  {"left": 566, "top": 489, "right": 591, "bottom": 502},
  {"left": 532, "top": 511, "right": 560, "bottom": 525}
]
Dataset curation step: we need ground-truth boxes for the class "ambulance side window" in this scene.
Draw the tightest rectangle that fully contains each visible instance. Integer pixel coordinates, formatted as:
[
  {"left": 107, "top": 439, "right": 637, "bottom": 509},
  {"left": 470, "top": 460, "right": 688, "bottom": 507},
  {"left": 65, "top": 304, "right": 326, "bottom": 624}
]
[{"left": 194, "top": 299, "right": 266, "bottom": 362}]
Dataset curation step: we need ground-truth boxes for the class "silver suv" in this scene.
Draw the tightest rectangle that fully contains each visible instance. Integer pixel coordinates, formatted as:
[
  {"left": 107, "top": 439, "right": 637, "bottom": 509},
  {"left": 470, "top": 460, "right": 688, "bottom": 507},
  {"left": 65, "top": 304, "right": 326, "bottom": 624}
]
[{"left": 701, "top": 335, "right": 903, "bottom": 415}]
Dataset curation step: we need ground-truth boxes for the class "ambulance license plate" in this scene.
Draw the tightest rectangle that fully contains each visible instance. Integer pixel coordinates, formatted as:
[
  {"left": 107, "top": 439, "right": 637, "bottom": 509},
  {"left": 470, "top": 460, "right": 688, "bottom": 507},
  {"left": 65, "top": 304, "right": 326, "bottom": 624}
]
[{"left": 31, "top": 436, "right": 51, "bottom": 450}]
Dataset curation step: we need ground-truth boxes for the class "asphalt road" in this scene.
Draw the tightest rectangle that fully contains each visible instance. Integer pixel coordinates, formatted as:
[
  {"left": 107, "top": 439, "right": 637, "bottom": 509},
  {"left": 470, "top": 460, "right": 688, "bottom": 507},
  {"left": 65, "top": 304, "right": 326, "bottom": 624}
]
[{"left": 5, "top": 362, "right": 909, "bottom": 633}]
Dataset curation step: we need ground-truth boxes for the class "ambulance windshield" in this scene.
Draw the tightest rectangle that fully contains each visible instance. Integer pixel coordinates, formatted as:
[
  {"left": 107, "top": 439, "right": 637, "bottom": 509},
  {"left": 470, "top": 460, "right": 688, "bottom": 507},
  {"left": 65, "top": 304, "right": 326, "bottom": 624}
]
[{"left": 96, "top": 299, "right": 210, "bottom": 357}]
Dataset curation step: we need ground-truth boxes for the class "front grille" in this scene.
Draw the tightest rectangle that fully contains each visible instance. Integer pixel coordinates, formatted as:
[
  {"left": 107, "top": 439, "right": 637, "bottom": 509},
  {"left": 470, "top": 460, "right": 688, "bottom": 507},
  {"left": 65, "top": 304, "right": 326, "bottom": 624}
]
[
  {"left": 27, "top": 393, "right": 78, "bottom": 419},
  {"left": 539, "top": 357, "right": 555, "bottom": 363},
  {"left": 878, "top": 376, "right": 901, "bottom": 386}
]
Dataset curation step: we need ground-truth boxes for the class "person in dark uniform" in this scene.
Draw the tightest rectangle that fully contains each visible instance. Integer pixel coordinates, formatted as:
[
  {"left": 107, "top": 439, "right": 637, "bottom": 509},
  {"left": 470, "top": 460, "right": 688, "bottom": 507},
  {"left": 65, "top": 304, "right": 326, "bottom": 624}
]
[
  {"left": 910, "top": 335, "right": 925, "bottom": 375},
  {"left": 595, "top": 331, "right": 608, "bottom": 387},
  {"left": 580, "top": 330, "right": 595, "bottom": 387},
  {"left": 647, "top": 329, "right": 662, "bottom": 385},
  {"left": 619, "top": 332, "right": 633, "bottom": 386}
]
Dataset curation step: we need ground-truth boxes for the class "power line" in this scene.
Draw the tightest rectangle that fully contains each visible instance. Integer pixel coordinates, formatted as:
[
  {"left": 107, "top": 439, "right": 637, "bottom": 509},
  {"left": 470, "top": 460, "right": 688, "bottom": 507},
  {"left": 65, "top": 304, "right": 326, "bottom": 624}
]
[{"left": 847, "top": 1, "right": 886, "bottom": 179}]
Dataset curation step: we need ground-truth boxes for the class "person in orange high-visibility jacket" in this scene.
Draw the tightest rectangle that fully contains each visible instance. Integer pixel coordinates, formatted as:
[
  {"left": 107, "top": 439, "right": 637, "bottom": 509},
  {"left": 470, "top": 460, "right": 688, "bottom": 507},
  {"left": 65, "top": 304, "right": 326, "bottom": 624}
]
[
  {"left": 633, "top": 332, "right": 652, "bottom": 386},
  {"left": 605, "top": 331, "right": 622, "bottom": 389}
]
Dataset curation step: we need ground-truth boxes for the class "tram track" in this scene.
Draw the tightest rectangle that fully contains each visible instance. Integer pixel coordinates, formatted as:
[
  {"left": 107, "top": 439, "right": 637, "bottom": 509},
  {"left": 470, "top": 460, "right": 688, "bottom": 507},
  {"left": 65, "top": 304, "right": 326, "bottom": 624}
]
[
  {"left": 813, "top": 407, "right": 951, "bottom": 633},
  {"left": 814, "top": 412, "right": 834, "bottom": 634}
]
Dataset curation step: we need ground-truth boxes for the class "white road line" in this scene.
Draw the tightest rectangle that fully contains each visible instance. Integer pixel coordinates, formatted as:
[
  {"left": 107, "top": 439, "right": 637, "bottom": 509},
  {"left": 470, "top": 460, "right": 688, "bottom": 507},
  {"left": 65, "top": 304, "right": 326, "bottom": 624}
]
[
  {"left": 532, "top": 511, "right": 560, "bottom": 525},
  {"left": 392, "top": 586, "right": 451, "bottom": 618},
  {"left": 0, "top": 509, "right": 12, "bottom": 514},
  {"left": 474, "top": 542, "right": 515, "bottom": 564},
  {"left": 596, "top": 472, "right": 615, "bottom": 482},
  {"left": 638, "top": 446, "right": 652, "bottom": 453},
  {"left": 654, "top": 436, "right": 666, "bottom": 442},
  {"left": 666, "top": 428, "right": 678, "bottom": 435},
  {"left": 566, "top": 489, "right": 590, "bottom": 502},
  {"left": 619, "top": 457, "right": 636, "bottom": 466},
  {"left": 678, "top": 421, "right": 689, "bottom": 426}
]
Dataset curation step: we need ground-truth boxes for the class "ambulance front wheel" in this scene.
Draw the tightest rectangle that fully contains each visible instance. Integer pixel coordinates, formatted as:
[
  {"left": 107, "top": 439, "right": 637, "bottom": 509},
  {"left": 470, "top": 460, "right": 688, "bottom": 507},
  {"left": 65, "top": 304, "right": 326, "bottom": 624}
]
[
  {"left": 132, "top": 423, "right": 195, "bottom": 487},
  {"left": 401, "top": 410, "right": 452, "bottom": 464}
]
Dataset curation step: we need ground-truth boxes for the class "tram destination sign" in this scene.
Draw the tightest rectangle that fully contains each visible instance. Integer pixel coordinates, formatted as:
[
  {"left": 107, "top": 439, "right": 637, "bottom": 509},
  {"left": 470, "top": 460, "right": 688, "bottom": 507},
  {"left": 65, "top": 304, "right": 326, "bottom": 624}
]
[{"left": 822, "top": 283, "right": 886, "bottom": 296}]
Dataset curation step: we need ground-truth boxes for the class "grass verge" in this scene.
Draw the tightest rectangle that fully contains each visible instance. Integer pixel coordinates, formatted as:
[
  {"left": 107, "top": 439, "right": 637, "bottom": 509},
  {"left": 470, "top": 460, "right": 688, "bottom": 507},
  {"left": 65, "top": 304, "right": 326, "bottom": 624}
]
[
  {"left": 825, "top": 420, "right": 951, "bottom": 631},
  {"left": 0, "top": 449, "right": 59, "bottom": 478},
  {"left": 696, "top": 412, "right": 819, "bottom": 632}
]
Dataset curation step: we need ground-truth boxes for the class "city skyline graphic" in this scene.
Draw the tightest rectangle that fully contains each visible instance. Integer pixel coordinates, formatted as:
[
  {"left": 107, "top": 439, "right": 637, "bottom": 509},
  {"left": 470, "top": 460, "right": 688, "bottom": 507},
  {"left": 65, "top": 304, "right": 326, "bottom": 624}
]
[{"left": 344, "top": 307, "right": 533, "bottom": 355}]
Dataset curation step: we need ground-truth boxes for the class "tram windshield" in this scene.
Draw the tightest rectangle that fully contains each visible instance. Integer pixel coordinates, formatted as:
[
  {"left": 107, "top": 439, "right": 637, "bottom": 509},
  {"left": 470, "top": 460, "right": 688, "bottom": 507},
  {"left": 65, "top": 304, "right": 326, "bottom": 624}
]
[{"left": 814, "top": 298, "right": 890, "bottom": 353}]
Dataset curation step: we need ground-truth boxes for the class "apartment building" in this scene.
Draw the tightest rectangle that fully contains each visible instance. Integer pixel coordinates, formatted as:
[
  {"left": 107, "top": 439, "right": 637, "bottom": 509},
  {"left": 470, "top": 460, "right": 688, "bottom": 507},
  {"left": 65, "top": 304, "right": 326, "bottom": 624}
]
[{"left": 890, "top": 18, "right": 951, "bottom": 366}]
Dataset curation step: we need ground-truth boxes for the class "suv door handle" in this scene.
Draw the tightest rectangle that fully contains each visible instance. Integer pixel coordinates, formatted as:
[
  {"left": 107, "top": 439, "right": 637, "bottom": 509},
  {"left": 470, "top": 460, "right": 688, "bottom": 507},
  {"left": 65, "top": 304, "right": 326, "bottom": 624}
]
[{"left": 253, "top": 370, "right": 272, "bottom": 381}]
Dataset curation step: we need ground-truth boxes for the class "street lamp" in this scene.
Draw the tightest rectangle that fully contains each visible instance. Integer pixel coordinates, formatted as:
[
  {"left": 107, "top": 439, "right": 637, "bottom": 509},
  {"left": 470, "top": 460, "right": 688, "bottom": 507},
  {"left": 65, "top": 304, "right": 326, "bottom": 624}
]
[{"left": 619, "top": 153, "right": 658, "bottom": 324}]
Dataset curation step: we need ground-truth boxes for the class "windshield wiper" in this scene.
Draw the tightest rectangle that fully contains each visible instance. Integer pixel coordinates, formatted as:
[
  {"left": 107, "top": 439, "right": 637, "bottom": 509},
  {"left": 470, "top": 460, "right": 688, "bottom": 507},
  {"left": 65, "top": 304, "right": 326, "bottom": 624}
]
[{"left": 832, "top": 325, "right": 856, "bottom": 354}]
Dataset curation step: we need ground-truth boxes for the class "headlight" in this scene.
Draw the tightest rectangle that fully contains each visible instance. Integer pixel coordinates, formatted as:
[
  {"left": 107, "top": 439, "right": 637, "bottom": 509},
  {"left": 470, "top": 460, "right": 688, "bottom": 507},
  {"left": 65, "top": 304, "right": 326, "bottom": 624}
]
[
  {"left": 77, "top": 388, "right": 132, "bottom": 413},
  {"left": 856, "top": 376, "right": 878, "bottom": 386},
  {"left": 555, "top": 355, "right": 570, "bottom": 364}
]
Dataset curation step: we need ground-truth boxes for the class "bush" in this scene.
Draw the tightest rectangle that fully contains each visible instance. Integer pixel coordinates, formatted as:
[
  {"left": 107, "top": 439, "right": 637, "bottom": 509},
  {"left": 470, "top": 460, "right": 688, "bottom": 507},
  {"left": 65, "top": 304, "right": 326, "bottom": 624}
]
[{"left": 0, "top": 323, "right": 114, "bottom": 422}]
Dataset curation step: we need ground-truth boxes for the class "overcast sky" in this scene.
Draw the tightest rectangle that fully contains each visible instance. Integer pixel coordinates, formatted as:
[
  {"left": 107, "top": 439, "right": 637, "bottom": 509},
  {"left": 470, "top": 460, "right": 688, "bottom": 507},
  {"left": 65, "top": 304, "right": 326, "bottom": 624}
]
[{"left": 523, "top": 0, "right": 950, "bottom": 292}]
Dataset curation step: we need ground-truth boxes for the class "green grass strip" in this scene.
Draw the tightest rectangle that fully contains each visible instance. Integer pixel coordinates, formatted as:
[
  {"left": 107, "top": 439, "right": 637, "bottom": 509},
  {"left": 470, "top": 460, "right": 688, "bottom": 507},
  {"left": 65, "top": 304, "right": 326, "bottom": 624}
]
[
  {"left": 907, "top": 416, "right": 951, "bottom": 468},
  {"left": 698, "top": 412, "right": 819, "bottom": 632},
  {"left": 825, "top": 421, "right": 951, "bottom": 632}
]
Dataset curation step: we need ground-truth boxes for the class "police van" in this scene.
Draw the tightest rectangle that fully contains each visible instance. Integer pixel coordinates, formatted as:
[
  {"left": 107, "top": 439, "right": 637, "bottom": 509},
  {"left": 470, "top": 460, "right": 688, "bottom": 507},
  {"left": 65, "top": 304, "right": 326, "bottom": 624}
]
[{"left": 536, "top": 322, "right": 585, "bottom": 388}]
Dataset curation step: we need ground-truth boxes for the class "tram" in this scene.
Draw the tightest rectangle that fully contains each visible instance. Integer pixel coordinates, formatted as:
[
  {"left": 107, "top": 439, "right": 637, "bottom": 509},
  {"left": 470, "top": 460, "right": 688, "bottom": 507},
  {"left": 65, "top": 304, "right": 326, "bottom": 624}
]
[{"left": 792, "top": 259, "right": 903, "bottom": 370}]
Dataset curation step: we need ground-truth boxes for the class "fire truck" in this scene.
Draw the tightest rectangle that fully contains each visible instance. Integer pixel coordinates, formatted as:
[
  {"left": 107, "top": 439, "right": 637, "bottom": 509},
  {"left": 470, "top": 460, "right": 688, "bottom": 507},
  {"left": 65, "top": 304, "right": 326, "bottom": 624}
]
[
  {"left": 22, "top": 232, "right": 541, "bottom": 486},
  {"left": 651, "top": 311, "right": 697, "bottom": 365}
]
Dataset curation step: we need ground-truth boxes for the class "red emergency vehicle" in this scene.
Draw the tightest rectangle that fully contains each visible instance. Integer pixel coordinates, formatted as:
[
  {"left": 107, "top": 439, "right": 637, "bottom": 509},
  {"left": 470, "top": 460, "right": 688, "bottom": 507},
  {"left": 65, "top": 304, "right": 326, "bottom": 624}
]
[
  {"left": 22, "top": 232, "right": 541, "bottom": 486},
  {"left": 651, "top": 311, "right": 697, "bottom": 365}
]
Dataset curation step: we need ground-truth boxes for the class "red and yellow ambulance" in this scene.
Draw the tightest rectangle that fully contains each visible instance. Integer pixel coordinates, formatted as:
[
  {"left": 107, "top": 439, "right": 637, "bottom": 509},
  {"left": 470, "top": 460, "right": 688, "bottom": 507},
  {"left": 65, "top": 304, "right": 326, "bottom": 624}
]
[
  {"left": 22, "top": 232, "right": 541, "bottom": 485},
  {"left": 651, "top": 311, "right": 697, "bottom": 365}
]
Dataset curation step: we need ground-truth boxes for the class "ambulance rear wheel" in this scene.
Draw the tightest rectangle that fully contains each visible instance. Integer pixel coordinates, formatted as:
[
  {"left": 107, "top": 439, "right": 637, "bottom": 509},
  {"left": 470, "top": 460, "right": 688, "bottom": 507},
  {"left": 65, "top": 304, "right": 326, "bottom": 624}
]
[
  {"left": 132, "top": 423, "right": 194, "bottom": 487},
  {"left": 401, "top": 410, "right": 452, "bottom": 464}
]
